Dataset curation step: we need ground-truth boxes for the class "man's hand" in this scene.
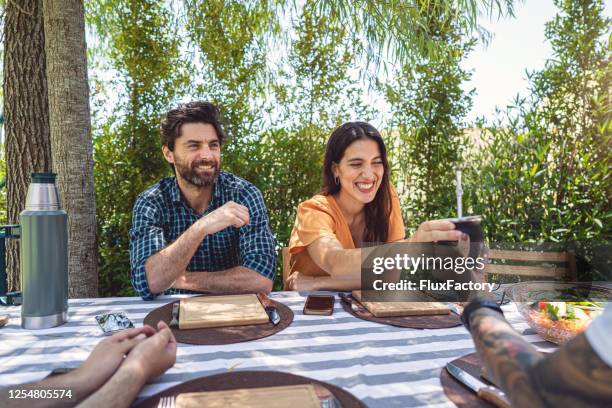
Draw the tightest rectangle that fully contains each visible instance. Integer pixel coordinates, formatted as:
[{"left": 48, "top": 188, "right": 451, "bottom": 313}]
[
  {"left": 200, "top": 201, "right": 249, "bottom": 235},
  {"left": 409, "top": 219, "right": 462, "bottom": 242},
  {"left": 121, "top": 321, "right": 177, "bottom": 382},
  {"left": 74, "top": 326, "right": 156, "bottom": 393}
]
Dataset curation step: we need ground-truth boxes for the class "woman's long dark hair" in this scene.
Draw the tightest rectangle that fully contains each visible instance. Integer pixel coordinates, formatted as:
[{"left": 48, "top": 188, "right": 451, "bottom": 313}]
[{"left": 322, "top": 122, "right": 392, "bottom": 243}]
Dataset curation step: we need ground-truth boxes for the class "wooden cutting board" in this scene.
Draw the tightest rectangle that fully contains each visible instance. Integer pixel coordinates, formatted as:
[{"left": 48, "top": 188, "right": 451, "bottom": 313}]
[
  {"left": 178, "top": 294, "right": 270, "bottom": 330},
  {"left": 352, "top": 290, "right": 450, "bottom": 318},
  {"left": 175, "top": 384, "right": 320, "bottom": 408}
]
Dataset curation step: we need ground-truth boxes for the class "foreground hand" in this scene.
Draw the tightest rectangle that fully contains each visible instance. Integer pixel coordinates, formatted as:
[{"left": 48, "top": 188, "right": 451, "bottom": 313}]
[
  {"left": 122, "top": 321, "right": 177, "bottom": 382},
  {"left": 200, "top": 201, "right": 249, "bottom": 235},
  {"left": 287, "top": 271, "right": 318, "bottom": 291},
  {"left": 75, "top": 326, "right": 156, "bottom": 391},
  {"left": 409, "top": 220, "right": 462, "bottom": 242}
]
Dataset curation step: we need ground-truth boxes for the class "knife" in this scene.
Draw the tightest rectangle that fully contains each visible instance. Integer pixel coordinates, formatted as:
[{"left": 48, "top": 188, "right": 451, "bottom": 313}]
[
  {"left": 338, "top": 293, "right": 367, "bottom": 314},
  {"left": 312, "top": 382, "right": 343, "bottom": 408},
  {"left": 447, "top": 303, "right": 463, "bottom": 315},
  {"left": 169, "top": 302, "right": 179, "bottom": 327},
  {"left": 446, "top": 363, "right": 512, "bottom": 408},
  {"left": 257, "top": 293, "right": 281, "bottom": 325}
]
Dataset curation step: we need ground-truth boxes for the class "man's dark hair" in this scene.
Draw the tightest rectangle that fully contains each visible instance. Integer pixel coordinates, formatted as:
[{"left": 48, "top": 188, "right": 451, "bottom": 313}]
[{"left": 160, "top": 101, "right": 226, "bottom": 150}]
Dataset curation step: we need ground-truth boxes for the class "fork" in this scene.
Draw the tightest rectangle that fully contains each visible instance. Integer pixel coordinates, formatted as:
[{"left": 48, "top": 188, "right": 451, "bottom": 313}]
[
  {"left": 157, "top": 396, "right": 175, "bottom": 408},
  {"left": 169, "top": 303, "right": 179, "bottom": 327}
]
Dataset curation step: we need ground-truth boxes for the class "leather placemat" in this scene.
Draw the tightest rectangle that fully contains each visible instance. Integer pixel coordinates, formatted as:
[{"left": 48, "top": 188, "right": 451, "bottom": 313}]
[
  {"left": 134, "top": 370, "right": 366, "bottom": 408},
  {"left": 439, "top": 353, "right": 495, "bottom": 408},
  {"left": 143, "top": 296, "right": 294, "bottom": 345},
  {"left": 340, "top": 295, "right": 462, "bottom": 329}
]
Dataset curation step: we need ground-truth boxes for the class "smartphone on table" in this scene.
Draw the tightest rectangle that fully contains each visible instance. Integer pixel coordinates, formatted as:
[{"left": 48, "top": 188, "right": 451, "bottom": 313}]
[{"left": 303, "top": 295, "right": 335, "bottom": 316}]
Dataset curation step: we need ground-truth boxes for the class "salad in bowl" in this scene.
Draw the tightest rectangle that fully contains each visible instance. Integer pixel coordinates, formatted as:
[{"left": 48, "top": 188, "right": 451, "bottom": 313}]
[{"left": 506, "top": 281, "right": 609, "bottom": 344}]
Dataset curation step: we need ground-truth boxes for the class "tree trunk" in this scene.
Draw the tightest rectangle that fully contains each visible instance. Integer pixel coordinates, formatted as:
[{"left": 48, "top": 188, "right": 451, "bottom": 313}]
[
  {"left": 3, "top": 0, "right": 53, "bottom": 292},
  {"left": 42, "top": 0, "right": 98, "bottom": 297}
]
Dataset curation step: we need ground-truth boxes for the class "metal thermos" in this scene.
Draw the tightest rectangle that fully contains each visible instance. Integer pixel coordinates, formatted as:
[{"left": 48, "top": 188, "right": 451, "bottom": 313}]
[{"left": 20, "top": 173, "right": 68, "bottom": 329}]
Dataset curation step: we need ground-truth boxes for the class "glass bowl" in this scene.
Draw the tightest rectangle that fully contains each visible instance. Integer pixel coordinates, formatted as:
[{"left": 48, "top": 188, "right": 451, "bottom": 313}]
[{"left": 505, "top": 281, "right": 610, "bottom": 345}]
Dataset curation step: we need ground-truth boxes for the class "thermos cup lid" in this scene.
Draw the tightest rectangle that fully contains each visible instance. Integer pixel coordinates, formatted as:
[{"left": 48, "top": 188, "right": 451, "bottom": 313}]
[
  {"left": 25, "top": 173, "right": 62, "bottom": 211},
  {"left": 31, "top": 173, "right": 57, "bottom": 184}
]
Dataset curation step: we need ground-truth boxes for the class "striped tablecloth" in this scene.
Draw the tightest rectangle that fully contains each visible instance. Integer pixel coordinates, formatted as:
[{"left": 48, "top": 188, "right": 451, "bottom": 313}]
[{"left": 0, "top": 292, "right": 555, "bottom": 407}]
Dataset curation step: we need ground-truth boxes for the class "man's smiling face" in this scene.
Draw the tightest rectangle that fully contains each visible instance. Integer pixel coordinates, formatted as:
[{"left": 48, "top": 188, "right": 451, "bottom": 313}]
[{"left": 163, "top": 122, "right": 221, "bottom": 187}]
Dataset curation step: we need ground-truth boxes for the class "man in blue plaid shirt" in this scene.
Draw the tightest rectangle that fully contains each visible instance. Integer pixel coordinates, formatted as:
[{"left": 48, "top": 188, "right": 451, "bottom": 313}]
[{"left": 129, "top": 101, "right": 276, "bottom": 300}]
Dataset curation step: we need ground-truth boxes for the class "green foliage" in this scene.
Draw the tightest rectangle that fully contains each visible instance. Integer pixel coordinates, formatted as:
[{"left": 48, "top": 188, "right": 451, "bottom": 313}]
[
  {"left": 89, "top": 0, "right": 189, "bottom": 296},
  {"left": 185, "top": 0, "right": 275, "bottom": 143},
  {"left": 312, "top": 0, "right": 513, "bottom": 70},
  {"left": 464, "top": 0, "right": 611, "bottom": 246},
  {"left": 384, "top": 3, "right": 474, "bottom": 231},
  {"left": 84, "top": 0, "right": 611, "bottom": 295},
  {"left": 238, "top": 0, "right": 376, "bottom": 289},
  {"left": 242, "top": 126, "right": 324, "bottom": 254},
  {"left": 88, "top": 0, "right": 375, "bottom": 293},
  {"left": 274, "top": 1, "right": 375, "bottom": 130}
]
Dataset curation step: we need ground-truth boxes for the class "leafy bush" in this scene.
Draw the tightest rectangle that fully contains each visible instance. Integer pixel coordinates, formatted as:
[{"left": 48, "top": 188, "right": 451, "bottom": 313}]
[
  {"left": 87, "top": 0, "right": 611, "bottom": 296},
  {"left": 464, "top": 0, "right": 611, "bottom": 244}
]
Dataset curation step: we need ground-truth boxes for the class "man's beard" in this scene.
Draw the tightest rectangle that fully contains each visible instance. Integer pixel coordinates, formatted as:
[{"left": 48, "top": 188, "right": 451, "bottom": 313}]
[{"left": 175, "top": 158, "right": 220, "bottom": 187}]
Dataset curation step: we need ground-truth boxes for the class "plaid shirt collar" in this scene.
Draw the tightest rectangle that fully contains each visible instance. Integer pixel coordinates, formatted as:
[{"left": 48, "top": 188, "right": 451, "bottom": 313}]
[{"left": 169, "top": 173, "right": 225, "bottom": 212}]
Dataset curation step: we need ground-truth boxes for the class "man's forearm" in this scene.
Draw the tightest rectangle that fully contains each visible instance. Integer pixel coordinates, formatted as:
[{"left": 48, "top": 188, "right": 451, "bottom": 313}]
[
  {"left": 77, "top": 366, "right": 146, "bottom": 408},
  {"left": 470, "top": 307, "right": 612, "bottom": 407},
  {"left": 173, "top": 266, "right": 272, "bottom": 294},
  {"left": 469, "top": 307, "right": 546, "bottom": 407},
  {"left": 144, "top": 219, "right": 208, "bottom": 294}
]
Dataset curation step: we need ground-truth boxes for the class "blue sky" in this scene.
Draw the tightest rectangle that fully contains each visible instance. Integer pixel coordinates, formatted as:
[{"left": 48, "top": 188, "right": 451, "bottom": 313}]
[{"left": 462, "top": 0, "right": 612, "bottom": 122}]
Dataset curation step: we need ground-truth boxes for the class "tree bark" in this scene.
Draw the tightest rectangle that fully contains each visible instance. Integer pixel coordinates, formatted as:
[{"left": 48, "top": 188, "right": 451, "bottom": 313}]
[
  {"left": 42, "top": 0, "right": 98, "bottom": 297},
  {"left": 3, "top": 0, "right": 53, "bottom": 292}
]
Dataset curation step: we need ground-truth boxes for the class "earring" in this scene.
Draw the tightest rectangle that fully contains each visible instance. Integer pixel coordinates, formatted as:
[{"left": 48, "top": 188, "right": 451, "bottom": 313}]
[{"left": 334, "top": 176, "right": 340, "bottom": 185}]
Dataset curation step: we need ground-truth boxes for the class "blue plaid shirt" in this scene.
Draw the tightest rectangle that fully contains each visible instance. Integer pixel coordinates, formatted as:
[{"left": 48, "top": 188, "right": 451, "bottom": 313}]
[{"left": 129, "top": 172, "right": 276, "bottom": 300}]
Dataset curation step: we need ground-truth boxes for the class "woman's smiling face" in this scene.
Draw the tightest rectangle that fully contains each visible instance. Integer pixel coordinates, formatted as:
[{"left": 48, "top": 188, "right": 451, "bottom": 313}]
[{"left": 333, "top": 138, "right": 384, "bottom": 205}]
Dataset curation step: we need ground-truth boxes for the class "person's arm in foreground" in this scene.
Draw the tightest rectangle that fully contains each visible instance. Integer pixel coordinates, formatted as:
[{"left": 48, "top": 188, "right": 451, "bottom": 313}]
[
  {"left": 78, "top": 321, "right": 177, "bottom": 408},
  {"left": 0, "top": 326, "right": 158, "bottom": 408},
  {"left": 467, "top": 305, "right": 612, "bottom": 408},
  {"left": 289, "top": 220, "right": 464, "bottom": 290}
]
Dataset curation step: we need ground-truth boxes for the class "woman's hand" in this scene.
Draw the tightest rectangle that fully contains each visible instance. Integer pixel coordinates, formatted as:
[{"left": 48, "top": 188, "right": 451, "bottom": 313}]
[
  {"left": 121, "top": 321, "right": 177, "bottom": 382},
  {"left": 287, "top": 271, "right": 319, "bottom": 291},
  {"left": 74, "top": 325, "right": 156, "bottom": 393},
  {"left": 75, "top": 322, "right": 177, "bottom": 408},
  {"left": 409, "top": 220, "right": 462, "bottom": 243}
]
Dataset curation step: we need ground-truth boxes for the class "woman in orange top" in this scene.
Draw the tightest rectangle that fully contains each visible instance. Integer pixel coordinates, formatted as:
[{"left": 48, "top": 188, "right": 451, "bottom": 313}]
[{"left": 287, "top": 122, "right": 466, "bottom": 291}]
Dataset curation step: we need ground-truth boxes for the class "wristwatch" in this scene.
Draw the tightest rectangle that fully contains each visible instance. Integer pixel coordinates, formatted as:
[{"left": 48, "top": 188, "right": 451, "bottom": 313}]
[{"left": 461, "top": 299, "right": 504, "bottom": 332}]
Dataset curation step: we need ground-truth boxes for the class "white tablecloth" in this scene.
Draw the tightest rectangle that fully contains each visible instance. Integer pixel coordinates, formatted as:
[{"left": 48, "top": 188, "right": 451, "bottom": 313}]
[{"left": 0, "top": 292, "right": 555, "bottom": 407}]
